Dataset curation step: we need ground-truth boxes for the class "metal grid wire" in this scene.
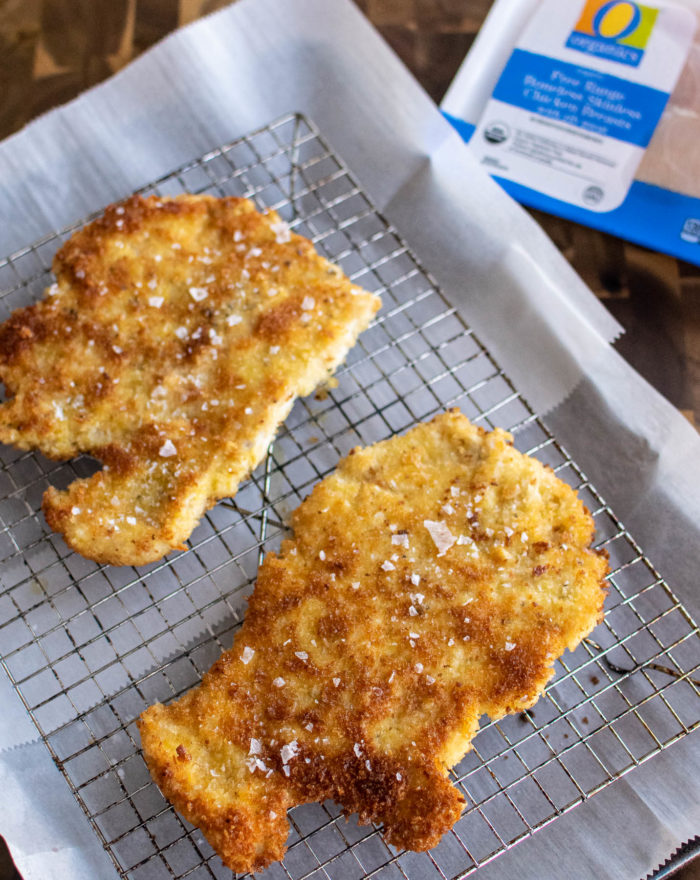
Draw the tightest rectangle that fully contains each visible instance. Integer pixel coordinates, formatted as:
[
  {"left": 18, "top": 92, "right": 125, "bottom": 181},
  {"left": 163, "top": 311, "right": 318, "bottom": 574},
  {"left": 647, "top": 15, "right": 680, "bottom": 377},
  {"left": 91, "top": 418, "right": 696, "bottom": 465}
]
[{"left": 0, "top": 112, "right": 698, "bottom": 880}]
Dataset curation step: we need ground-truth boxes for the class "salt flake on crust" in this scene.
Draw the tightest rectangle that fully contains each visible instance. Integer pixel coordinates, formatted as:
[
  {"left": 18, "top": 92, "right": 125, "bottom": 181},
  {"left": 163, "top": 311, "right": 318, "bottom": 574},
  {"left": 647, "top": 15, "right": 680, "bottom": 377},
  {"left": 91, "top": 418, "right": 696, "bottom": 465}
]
[{"left": 423, "top": 520, "right": 456, "bottom": 555}]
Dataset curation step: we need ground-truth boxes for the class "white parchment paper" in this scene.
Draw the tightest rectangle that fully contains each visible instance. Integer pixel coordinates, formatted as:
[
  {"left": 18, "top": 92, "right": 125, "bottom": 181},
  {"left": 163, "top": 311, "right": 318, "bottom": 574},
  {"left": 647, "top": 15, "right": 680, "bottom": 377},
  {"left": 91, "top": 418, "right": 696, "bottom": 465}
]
[{"left": 0, "top": 1, "right": 697, "bottom": 878}]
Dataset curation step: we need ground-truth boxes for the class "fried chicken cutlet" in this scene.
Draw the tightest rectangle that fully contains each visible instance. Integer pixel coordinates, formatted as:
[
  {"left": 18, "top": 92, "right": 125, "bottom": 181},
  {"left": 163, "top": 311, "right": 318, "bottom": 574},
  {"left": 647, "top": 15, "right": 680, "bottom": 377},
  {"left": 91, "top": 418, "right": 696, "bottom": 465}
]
[
  {"left": 139, "top": 410, "right": 608, "bottom": 873},
  {"left": 0, "top": 194, "right": 379, "bottom": 565}
]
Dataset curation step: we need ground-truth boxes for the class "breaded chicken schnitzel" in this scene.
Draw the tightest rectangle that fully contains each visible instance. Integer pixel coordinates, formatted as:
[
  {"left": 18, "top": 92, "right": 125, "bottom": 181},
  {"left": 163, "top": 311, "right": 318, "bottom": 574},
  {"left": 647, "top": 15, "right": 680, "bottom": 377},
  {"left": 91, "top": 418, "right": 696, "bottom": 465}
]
[
  {"left": 0, "top": 194, "right": 379, "bottom": 565},
  {"left": 139, "top": 410, "right": 608, "bottom": 873}
]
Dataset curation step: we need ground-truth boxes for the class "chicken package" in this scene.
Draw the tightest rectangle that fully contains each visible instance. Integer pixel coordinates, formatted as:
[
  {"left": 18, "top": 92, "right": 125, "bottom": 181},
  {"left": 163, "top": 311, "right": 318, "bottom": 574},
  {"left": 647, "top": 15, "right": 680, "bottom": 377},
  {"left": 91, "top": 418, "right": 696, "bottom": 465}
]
[{"left": 442, "top": 0, "right": 700, "bottom": 265}]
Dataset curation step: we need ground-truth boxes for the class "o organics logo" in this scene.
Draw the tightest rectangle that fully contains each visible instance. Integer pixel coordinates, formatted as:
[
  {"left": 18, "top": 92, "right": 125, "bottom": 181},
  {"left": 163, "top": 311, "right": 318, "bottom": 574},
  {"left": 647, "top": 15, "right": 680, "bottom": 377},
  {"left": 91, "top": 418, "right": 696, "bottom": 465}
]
[{"left": 566, "top": 0, "right": 659, "bottom": 67}]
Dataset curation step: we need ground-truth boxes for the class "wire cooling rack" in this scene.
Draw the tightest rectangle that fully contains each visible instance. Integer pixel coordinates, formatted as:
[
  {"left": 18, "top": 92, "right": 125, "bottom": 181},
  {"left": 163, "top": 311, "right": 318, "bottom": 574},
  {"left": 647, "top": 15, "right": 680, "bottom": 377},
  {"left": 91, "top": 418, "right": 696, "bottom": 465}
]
[{"left": 0, "top": 113, "right": 698, "bottom": 880}]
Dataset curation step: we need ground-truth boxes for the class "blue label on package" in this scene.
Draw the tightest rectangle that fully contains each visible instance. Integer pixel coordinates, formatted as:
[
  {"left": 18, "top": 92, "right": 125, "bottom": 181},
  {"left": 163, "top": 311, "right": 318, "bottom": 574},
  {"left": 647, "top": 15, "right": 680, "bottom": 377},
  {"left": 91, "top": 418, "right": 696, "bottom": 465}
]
[
  {"left": 443, "top": 110, "right": 700, "bottom": 267},
  {"left": 492, "top": 48, "right": 669, "bottom": 147}
]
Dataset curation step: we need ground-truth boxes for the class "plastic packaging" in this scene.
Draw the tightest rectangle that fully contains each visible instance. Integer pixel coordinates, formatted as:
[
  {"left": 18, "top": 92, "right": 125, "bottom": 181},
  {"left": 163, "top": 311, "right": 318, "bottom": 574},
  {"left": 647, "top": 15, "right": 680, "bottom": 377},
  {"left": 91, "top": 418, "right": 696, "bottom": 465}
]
[{"left": 442, "top": 0, "right": 700, "bottom": 264}]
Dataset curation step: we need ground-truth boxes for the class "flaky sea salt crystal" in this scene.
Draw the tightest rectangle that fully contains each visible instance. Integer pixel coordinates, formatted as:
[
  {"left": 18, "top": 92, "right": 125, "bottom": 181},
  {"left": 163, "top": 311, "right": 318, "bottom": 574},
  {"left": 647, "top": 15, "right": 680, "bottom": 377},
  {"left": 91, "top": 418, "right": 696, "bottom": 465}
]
[
  {"left": 301, "top": 296, "right": 315, "bottom": 310},
  {"left": 424, "top": 520, "right": 456, "bottom": 555},
  {"left": 381, "top": 560, "right": 395, "bottom": 571},
  {"left": 505, "top": 641, "right": 516, "bottom": 652},
  {"left": 241, "top": 646, "right": 255, "bottom": 664},
  {"left": 273, "top": 677, "right": 286, "bottom": 687},
  {"left": 249, "top": 738, "right": 262, "bottom": 755},
  {"left": 270, "top": 220, "right": 291, "bottom": 244},
  {"left": 189, "top": 286, "right": 208, "bottom": 301},
  {"left": 148, "top": 296, "right": 164, "bottom": 307},
  {"left": 159, "top": 439, "right": 177, "bottom": 457},
  {"left": 226, "top": 314, "right": 242, "bottom": 327},
  {"left": 281, "top": 741, "right": 299, "bottom": 764}
]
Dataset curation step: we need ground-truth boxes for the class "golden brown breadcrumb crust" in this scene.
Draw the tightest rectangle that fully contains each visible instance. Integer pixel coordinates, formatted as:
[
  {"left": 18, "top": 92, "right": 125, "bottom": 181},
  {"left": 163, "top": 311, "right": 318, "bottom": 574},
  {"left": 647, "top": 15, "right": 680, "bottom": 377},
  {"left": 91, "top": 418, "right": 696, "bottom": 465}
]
[
  {"left": 139, "top": 410, "right": 608, "bottom": 873},
  {"left": 0, "top": 194, "right": 380, "bottom": 565}
]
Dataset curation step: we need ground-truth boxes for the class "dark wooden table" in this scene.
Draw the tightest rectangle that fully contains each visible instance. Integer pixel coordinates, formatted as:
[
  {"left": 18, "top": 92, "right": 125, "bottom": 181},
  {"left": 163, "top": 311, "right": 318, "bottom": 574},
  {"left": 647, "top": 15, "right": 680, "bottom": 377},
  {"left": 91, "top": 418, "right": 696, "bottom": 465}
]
[{"left": 0, "top": 2, "right": 698, "bottom": 879}]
